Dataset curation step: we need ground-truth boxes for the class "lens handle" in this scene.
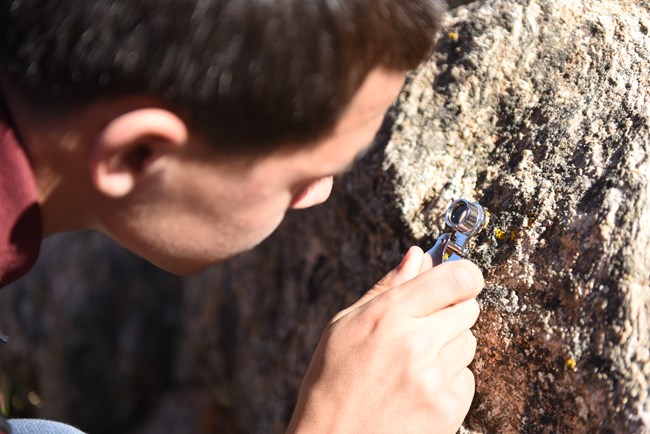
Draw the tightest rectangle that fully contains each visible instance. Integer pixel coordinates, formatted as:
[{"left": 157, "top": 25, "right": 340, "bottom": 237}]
[{"left": 427, "top": 199, "right": 485, "bottom": 266}]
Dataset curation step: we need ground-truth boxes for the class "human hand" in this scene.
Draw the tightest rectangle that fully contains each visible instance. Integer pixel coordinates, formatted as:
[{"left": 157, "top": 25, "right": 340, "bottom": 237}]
[{"left": 288, "top": 246, "right": 484, "bottom": 434}]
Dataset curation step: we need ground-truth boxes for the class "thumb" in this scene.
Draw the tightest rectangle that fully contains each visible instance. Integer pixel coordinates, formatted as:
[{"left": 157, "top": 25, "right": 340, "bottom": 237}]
[
  {"left": 377, "top": 246, "right": 426, "bottom": 288},
  {"left": 332, "top": 246, "right": 425, "bottom": 323}
]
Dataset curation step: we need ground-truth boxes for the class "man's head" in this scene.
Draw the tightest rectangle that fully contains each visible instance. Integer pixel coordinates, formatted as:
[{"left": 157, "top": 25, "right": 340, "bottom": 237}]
[{"left": 0, "top": 0, "right": 444, "bottom": 274}]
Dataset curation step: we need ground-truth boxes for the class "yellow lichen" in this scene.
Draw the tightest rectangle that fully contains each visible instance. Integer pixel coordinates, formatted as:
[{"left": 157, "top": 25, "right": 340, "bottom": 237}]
[
  {"left": 566, "top": 358, "right": 577, "bottom": 371},
  {"left": 484, "top": 210, "right": 491, "bottom": 226},
  {"left": 448, "top": 31, "right": 459, "bottom": 42},
  {"left": 494, "top": 228, "right": 507, "bottom": 240}
]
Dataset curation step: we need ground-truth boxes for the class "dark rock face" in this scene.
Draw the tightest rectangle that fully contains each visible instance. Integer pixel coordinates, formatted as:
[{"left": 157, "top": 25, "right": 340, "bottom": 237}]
[
  {"left": 0, "top": 232, "right": 184, "bottom": 433},
  {"left": 0, "top": 0, "right": 647, "bottom": 433}
]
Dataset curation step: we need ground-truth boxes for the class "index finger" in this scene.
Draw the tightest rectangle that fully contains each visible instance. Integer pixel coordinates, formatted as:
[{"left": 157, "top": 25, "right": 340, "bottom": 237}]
[{"left": 392, "top": 259, "right": 484, "bottom": 317}]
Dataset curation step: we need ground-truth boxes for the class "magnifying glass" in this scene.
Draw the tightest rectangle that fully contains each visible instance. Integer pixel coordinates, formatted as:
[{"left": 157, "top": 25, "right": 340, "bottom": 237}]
[{"left": 427, "top": 198, "right": 486, "bottom": 266}]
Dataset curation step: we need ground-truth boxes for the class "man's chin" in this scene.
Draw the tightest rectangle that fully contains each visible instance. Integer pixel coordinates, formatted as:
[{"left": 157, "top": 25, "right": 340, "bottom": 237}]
[
  {"left": 149, "top": 256, "right": 221, "bottom": 276},
  {"left": 151, "top": 249, "right": 257, "bottom": 276},
  {"left": 155, "top": 261, "right": 210, "bottom": 276}
]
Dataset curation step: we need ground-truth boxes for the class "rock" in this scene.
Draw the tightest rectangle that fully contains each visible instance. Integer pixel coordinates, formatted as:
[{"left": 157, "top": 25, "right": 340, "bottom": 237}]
[{"left": 403, "top": 1, "right": 650, "bottom": 431}]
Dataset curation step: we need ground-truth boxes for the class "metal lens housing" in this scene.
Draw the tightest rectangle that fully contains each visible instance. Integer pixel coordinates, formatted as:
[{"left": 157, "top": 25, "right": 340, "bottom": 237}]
[{"left": 444, "top": 199, "right": 485, "bottom": 237}]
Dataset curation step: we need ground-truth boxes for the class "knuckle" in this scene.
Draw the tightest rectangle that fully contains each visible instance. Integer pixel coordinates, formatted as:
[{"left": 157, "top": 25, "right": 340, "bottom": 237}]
[
  {"left": 459, "top": 367, "right": 476, "bottom": 394},
  {"left": 450, "top": 368, "right": 476, "bottom": 413},
  {"left": 424, "top": 380, "right": 460, "bottom": 426},
  {"left": 420, "top": 364, "right": 446, "bottom": 398},
  {"left": 413, "top": 364, "right": 475, "bottom": 429},
  {"left": 364, "top": 300, "right": 399, "bottom": 337},
  {"left": 402, "top": 330, "right": 427, "bottom": 361},
  {"left": 370, "top": 295, "right": 398, "bottom": 325},
  {"left": 380, "top": 286, "right": 402, "bottom": 306},
  {"left": 449, "top": 268, "right": 474, "bottom": 296},
  {"left": 363, "top": 310, "right": 388, "bottom": 336},
  {"left": 437, "top": 397, "right": 462, "bottom": 427},
  {"left": 449, "top": 260, "right": 484, "bottom": 295}
]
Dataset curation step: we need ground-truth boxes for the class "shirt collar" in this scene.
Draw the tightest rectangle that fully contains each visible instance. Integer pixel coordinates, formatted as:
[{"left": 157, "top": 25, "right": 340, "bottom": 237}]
[{"left": 0, "top": 94, "right": 42, "bottom": 288}]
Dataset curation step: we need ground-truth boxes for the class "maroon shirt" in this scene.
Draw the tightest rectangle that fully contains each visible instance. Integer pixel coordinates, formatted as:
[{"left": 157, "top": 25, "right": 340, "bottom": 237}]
[{"left": 0, "top": 99, "right": 42, "bottom": 288}]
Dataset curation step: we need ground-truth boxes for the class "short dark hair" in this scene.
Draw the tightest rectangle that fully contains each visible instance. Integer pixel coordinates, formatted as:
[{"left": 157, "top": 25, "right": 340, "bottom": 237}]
[{"left": 0, "top": 0, "right": 444, "bottom": 156}]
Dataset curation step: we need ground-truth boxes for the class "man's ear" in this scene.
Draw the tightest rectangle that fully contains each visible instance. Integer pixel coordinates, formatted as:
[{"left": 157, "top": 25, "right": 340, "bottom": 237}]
[{"left": 89, "top": 108, "right": 188, "bottom": 198}]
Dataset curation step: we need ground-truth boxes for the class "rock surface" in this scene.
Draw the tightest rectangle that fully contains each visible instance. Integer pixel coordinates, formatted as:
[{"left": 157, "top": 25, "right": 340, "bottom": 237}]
[{"left": 0, "top": 0, "right": 648, "bottom": 433}]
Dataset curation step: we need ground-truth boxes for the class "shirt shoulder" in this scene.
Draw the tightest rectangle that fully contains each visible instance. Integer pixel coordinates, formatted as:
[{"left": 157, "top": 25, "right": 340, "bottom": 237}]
[{"left": 0, "top": 95, "right": 42, "bottom": 288}]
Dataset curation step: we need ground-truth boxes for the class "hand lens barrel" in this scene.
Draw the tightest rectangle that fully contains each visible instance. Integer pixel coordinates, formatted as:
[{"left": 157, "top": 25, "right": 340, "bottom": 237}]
[
  {"left": 427, "top": 198, "right": 486, "bottom": 266},
  {"left": 444, "top": 199, "right": 485, "bottom": 237}
]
